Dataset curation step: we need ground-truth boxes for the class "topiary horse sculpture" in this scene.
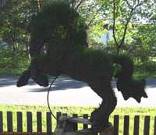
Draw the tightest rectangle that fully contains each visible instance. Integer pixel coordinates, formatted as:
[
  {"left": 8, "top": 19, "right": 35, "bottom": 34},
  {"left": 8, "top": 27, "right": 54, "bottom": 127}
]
[{"left": 17, "top": 1, "right": 147, "bottom": 133}]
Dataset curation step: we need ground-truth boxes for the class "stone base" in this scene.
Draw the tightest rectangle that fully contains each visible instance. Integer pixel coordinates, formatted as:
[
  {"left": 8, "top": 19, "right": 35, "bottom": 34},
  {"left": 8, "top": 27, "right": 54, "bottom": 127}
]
[
  {"left": 54, "top": 115, "right": 114, "bottom": 135},
  {"left": 54, "top": 126, "right": 114, "bottom": 135},
  {"left": 99, "top": 126, "right": 114, "bottom": 135}
]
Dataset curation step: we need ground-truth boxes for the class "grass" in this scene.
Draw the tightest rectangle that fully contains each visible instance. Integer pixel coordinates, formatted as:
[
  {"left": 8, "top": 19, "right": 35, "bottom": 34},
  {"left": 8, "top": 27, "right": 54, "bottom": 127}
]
[{"left": 0, "top": 104, "right": 156, "bottom": 134}]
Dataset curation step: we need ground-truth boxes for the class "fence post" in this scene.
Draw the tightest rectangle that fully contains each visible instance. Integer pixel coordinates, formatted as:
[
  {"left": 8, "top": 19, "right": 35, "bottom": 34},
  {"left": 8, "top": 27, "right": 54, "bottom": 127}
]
[
  {"left": 0, "top": 111, "right": 3, "bottom": 133},
  {"left": 7, "top": 111, "right": 13, "bottom": 134},
  {"left": 143, "top": 116, "right": 150, "bottom": 135},
  {"left": 56, "top": 112, "right": 62, "bottom": 128},
  {"left": 46, "top": 112, "right": 52, "bottom": 135},
  {"left": 83, "top": 114, "right": 88, "bottom": 129},
  {"left": 37, "top": 112, "right": 42, "bottom": 134},
  {"left": 114, "top": 115, "right": 119, "bottom": 135},
  {"left": 73, "top": 114, "right": 78, "bottom": 131},
  {"left": 17, "top": 112, "right": 23, "bottom": 135},
  {"left": 154, "top": 116, "right": 156, "bottom": 135},
  {"left": 123, "top": 115, "right": 129, "bottom": 135},
  {"left": 27, "top": 112, "right": 32, "bottom": 134},
  {"left": 133, "top": 115, "right": 140, "bottom": 135}
]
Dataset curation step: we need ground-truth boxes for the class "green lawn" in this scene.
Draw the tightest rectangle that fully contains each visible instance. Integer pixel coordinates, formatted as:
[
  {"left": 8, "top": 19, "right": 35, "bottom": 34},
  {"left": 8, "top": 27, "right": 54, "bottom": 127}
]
[{"left": 0, "top": 104, "right": 156, "bottom": 134}]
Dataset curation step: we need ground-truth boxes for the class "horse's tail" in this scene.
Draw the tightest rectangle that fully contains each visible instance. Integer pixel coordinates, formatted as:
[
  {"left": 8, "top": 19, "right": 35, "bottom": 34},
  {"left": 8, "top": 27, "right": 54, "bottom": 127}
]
[
  {"left": 113, "top": 55, "right": 147, "bottom": 102},
  {"left": 113, "top": 55, "right": 134, "bottom": 79}
]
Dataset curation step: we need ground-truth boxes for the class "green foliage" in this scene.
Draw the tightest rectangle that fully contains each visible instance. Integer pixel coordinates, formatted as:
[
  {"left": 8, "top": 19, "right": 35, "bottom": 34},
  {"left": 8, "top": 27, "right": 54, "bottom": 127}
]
[
  {"left": 89, "top": 0, "right": 156, "bottom": 58},
  {"left": 0, "top": 0, "right": 35, "bottom": 46},
  {"left": 134, "top": 61, "right": 156, "bottom": 79},
  {"left": 0, "top": 0, "right": 34, "bottom": 75},
  {"left": 0, "top": 0, "right": 155, "bottom": 78},
  {"left": 133, "top": 24, "right": 156, "bottom": 58},
  {"left": 0, "top": 47, "right": 29, "bottom": 75}
]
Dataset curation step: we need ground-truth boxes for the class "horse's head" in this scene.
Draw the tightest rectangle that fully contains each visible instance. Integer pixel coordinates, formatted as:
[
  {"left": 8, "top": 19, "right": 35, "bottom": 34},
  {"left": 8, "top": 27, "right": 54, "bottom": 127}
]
[{"left": 117, "top": 79, "right": 147, "bottom": 103}]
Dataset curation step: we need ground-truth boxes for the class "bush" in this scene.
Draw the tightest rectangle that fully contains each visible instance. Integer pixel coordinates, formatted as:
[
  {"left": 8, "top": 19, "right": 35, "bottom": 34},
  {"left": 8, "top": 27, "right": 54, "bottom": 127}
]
[
  {"left": 0, "top": 48, "right": 29, "bottom": 75},
  {"left": 134, "top": 61, "right": 156, "bottom": 79}
]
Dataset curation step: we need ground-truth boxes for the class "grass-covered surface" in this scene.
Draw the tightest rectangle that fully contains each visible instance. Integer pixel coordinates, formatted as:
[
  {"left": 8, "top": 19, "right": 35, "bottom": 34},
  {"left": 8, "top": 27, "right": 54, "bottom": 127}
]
[{"left": 0, "top": 104, "right": 156, "bottom": 134}]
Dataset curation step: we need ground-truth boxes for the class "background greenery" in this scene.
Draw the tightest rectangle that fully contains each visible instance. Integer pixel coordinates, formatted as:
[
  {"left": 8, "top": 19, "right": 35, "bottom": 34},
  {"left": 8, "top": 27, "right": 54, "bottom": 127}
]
[
  {"left": 0, "top": 0, "right": 156, "bottom": 78},
  {"left": 0, "top": 2, "right": 155, "bottom": 94}
]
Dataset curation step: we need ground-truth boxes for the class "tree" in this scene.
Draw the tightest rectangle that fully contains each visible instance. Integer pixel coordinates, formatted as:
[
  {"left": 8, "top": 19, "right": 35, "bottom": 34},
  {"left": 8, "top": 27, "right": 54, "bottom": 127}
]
[
  {"left": 0, "top": 0, "right": 37, "bottom": 72},
  {"left": 0, "top": 0, "right": 34, "bottom": 52},
  {"left": 112, "top": 0, "right": 144, "bottom": 54}
]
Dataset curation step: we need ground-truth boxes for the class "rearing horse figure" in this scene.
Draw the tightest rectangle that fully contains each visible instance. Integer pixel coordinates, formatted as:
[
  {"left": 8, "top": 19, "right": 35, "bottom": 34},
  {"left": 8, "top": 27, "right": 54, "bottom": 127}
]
[{"left": 17, "top": 1, "right": 147, "bottom": 132}]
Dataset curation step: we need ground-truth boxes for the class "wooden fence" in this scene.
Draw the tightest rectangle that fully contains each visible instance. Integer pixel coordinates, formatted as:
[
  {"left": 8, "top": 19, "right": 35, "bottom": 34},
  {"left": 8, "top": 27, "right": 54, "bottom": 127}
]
[{"left": 0, "top": 111, "right": 156, "bottom": 135}]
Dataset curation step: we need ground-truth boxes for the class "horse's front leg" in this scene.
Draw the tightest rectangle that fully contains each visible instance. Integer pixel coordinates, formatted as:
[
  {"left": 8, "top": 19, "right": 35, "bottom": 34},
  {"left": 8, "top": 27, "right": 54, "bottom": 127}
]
[
  {"left": 17, "top": 66, "right": 31, "bottom": 87},
  {"left": 89, "top": 82, "right": 117, "bottom": 132}
]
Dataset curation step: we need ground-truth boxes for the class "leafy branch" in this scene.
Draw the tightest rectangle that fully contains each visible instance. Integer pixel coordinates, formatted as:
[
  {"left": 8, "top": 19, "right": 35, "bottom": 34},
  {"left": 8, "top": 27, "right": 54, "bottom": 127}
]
[{"left": 112, "top": 0, "right": 143, "bottom": 54}]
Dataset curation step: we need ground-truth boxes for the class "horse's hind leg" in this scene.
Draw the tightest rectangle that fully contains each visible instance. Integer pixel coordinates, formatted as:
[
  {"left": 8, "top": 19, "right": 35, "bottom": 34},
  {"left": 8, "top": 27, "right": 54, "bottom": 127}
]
[{"left": 89, "top": 82, "right": 117, "bottom": 132}]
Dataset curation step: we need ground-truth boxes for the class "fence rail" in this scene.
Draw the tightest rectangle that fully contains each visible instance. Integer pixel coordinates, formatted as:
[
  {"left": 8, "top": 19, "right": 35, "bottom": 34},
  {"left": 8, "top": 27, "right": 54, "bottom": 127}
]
[{"left": 0, "top": 111, "right": 156, "bottom": 135}]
